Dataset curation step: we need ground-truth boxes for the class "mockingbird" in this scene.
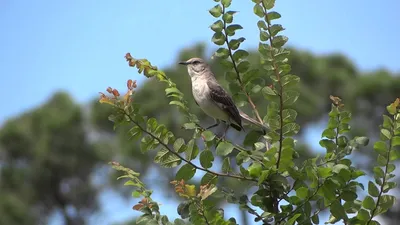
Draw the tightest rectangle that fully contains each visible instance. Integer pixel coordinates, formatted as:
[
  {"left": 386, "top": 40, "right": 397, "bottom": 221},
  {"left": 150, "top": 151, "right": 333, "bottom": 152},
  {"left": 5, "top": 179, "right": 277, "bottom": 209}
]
[{"left": 179, "top": 57, "right": 268, "bottom": 138}]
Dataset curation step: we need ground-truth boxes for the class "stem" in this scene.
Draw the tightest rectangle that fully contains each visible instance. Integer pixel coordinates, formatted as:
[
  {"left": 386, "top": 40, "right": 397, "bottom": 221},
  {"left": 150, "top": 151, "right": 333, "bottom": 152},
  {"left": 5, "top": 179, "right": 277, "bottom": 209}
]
[
  {"left": 198, "top": 203, "right": 211, "bottom": 225},
  {"left": 123, "top": 110, "right": 257, "bottom": 182},
  {"left": 261, "top": 3, "right": 284, "bottom": 168}
]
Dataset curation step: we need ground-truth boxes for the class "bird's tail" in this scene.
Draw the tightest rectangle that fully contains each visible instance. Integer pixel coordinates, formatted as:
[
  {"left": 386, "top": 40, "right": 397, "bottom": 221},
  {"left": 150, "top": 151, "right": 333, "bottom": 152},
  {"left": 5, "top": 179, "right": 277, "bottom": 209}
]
[{"left": 239, "top": 110, "right": 269, "bottom": 132}]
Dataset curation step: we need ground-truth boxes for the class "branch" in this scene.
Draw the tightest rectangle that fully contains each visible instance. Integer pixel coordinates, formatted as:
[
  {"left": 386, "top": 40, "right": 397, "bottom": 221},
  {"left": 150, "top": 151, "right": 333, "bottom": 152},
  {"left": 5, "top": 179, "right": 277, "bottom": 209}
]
[
  {"left": 123, "top": 110, "right": 257, "bottom": 182},
  {"left": 221, "top": 5, "right": 264, "bottom": 125},
  {"left": 366, "top": 131, "right": 394, "bottom": 225}
]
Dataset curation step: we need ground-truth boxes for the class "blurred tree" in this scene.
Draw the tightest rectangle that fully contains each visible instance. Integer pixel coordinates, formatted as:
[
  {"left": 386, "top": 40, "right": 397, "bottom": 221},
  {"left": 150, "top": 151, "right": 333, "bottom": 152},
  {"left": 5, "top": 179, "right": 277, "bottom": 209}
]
[{"left": 0, "top": 92, "right": 108, "bottom": 225}]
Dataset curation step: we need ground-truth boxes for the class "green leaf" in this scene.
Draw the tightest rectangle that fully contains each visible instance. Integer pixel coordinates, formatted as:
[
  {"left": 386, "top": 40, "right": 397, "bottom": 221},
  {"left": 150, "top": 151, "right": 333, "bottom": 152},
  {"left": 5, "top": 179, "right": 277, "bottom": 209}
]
[
  {"left": 176, "top": 164, "right": 196, "bottom": 181},
  {"left": 202, "top": 130, "right": 216, "bottom": 142},
  {"left": 282, "top": 75, "right": 300, "bottom": 88},
  {"left": 262, "top": 86, "right": 276, "bottom": 97},
  {"left": 221, "top": 0, "right": 232, "bottom": 7},
  {"left": 286, "top": 213, "right": 301, "bottom": 225},
  {"left": 392, "top": 136, "right": 400, "bottom": 147},
  {"left": 380, "top": 128, "right": 392, "bottom": 140},
  {"left": 318, "top": 167, "right": 332, "bottom": 178},
  {"left": 146, "top": 118, "right": 158, "bottom": 132},
  {"left": 311, "top": 214, "right": 319, "bottom": 224},
  {"left": 222, "top": 13, "right": 233, "bottom": 24},
  {"left": 269, "top": 24, "right": 284, "bottom": 37},
  {"left": 257, "top": 20, "right": 267, "bottom": 30},
  {"left": 200, "top": 150, "right": 214, "bottom": 168},
  {"left": 140, "top": 136, "right": 155, "bottom": 153},
  {"left": 183, "top": 122, "right": 197, "bottom": 130},
  {"left": 374, "top": 141, "right": 387, "bottom": 155},
  {"left": 185, "top": 140, "right": 199, "bottom": 161},
  {"left": 228, "top": 37, "right": 246, "bottom": 50},
  {"left": 390, "top": 149, "right": 400, "bottom": 160},
  {"left": 282, "top": 122, "right": 300, "bottom": 136},
  {"left": 332, "top": 164, "right": 349, "bottom": 174},
  {"left": 254, "top": 142, "right": 265, "bottom": 150},
  {"left": 174, "top": 219, "right": 186, "bottom": 225},
  {"left": 267, "top": 11, "right": 281, "bottom": 20},
  {"left": 212, "top": 32, "right": 226, "bottom": 46},
  {"left": 165, "top": 87, "right": 183, "bottom": 95},
  {"left": 222, "top": 157, "right": 231, "bottom": 173},
  {"left": 378, "top": 195, "right": 396, "bottom": 214},
  {"left": 282, "top": 90, "right": 299, "bottom": 106},
  {"left": 383, "top": 181, "right": 396, "bottom": 193},
  {"left": 232, "top": 49, "right": 249, "bottom": 62},
  {"left": 373, "top": 166, "right": 385, "bottom": 178},
  {"left": 377, "top": 155, "right": 387, "bottom": 166},
  {"left": 236, "top": 151, "right": 250, "bottom": 165},
  {"left": 216, "top": 141, "right": 234, "bottom": 156},
  {"left": 296, "top": 187, "right": 308, "bottom": 199},
  {"left": 322, "top": 180, "right": 337, "bottom": 201},
  {"left": 210, "top": 20, "right": 224, "bottom": 32},
  {"left": 282, "top": 109, "right": 297, "bottom": 123},
  {"left": 154, "top": 148, "right": 181, "bottom": 168},
  {"left": 237, "top": 61, "right": 250, "bottom": 73},
  {"left": 262, "top": 0, "right": 275, "bottom": 9},
  {"left": 209, "top": 4, "right": 223, "bottom": 17},
  {"left": 382, "top": 115, "right": 393, "bottom": 129},
  {"left": 253, "top": 4, "right": 264, "bottom": 17},
  {"left": 354, "top": 136, "right": 369, "bottom": 146},
  {"left": 362, "top": 195, "right": 375, "bottom": 210},
  {"left": 132, "top": 190, "right": 141, "bottom": 198},
  {"left": 201, "top": 173, "right": 217, "bottom": 185},
  {"left": 341, "top": 191, "right": 357, "bottom": 201},
  {"left": 248, "top": 162, "right": 262, "bottom": 178},
  {"left": 271, "top": 35, "right": 288, "bottom": 48},
  {"left": 260, "top": 31, "right": 270, "bottom": 41},
  {"left": 173, "top": 138, "right": 186, "bottom": 153},
  {"left": 128, "top": 126, "right": 142, "bottom": 140},
  {"left": 327, "top": 117, "right": 339, "bottom": 129},
  {"left": 357, "top": 208, "right": 370, "bottom": 221},
  {"left": 330, "top": 200, "right": 348, "bottom": 220},
  {"left": 322, "top": 128, "right": 336, "bottom": 139},
  {"left": 368, "top": 181, "right": 380, "bottom": 197},
  {"left": 177, "top": 201, "right": 191, "bottom": 219},
  {"left": 214, "top": 48, "right": 229, "bottom": 58}
]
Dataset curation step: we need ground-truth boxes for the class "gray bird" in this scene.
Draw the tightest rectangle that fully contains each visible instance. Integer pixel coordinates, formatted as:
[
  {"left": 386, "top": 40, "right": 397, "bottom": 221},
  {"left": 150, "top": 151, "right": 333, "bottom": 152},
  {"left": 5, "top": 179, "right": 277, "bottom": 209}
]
[{"left": 179, "top": 57, "right": 268, "bottom": 138}]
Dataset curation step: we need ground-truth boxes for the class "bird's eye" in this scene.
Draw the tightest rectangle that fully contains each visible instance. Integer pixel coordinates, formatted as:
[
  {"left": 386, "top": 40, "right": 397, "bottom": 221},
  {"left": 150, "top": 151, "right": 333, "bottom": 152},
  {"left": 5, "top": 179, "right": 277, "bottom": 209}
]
[{"left": 192, "top": 60, "right": 199, "bottom": 64}]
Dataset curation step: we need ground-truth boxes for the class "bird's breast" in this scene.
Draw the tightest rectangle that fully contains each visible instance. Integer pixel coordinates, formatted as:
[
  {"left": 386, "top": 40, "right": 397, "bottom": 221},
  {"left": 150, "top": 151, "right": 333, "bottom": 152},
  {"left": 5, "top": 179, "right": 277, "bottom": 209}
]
[{"left": 191, "top": 77, "right": 229, "bottom": 121}]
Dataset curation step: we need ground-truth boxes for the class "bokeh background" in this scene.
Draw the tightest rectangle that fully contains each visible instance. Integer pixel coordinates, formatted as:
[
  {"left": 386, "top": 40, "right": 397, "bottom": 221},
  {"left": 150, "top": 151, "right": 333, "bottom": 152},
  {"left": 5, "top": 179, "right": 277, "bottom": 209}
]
[{"left": 1, "top": 0, "right": 400, "bottom": 225}]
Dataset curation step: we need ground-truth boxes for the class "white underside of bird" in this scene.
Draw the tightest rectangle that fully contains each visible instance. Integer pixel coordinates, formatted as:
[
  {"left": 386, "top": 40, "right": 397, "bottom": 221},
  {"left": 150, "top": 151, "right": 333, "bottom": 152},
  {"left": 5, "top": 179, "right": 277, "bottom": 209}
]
[
  {"left": 191, "top": 76, "right": 232, "bottom": 122},
  {"left": 191, "top": 75, "right": 267, "bottom": 130}
]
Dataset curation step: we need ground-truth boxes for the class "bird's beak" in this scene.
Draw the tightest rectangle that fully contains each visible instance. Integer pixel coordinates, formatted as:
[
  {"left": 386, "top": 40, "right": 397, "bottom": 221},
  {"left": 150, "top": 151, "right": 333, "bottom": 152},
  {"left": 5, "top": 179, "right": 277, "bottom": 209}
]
[{"left": 179, "top": 61, "right": 189, "bottom": 65}]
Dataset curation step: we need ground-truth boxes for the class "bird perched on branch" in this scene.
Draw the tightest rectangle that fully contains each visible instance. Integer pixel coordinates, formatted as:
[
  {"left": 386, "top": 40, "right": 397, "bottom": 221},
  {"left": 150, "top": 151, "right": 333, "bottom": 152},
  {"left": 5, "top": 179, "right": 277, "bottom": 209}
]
[{"left": 179, "top": 57, "right": 268, "bottom": 138}]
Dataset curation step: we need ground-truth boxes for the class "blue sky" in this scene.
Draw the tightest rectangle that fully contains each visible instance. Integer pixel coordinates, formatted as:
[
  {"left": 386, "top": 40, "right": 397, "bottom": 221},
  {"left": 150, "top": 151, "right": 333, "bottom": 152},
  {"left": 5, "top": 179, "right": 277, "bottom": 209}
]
[{"left": 0, "top": 0, "right": 399, "bottom": 224}]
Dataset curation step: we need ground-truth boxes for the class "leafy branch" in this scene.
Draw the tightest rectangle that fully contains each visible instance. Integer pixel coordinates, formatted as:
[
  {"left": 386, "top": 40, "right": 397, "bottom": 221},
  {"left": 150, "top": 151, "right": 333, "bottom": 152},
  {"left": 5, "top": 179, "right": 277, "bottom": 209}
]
[
  {"left": 124, "top": 110, "right": 257, "bottom": 182},
  {"left": 363, "top": 98, "right": 400, "bottom": 224},
  {"left": 210, "top": 0, "right": 263, "bottom": 126}
]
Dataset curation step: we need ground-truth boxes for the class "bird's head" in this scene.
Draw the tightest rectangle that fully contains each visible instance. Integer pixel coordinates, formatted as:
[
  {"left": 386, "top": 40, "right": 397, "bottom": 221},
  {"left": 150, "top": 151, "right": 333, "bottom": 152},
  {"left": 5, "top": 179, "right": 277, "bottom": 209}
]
[{"left": 179, "top": 57, "right": 209, "bottom": 77}]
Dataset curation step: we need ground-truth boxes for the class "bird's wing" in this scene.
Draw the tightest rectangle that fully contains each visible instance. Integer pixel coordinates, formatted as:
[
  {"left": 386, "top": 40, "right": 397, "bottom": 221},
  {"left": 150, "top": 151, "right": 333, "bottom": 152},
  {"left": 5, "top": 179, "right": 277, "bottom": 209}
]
[{"left": 207, "top": 80, "right": 243, "bottom": 129}]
